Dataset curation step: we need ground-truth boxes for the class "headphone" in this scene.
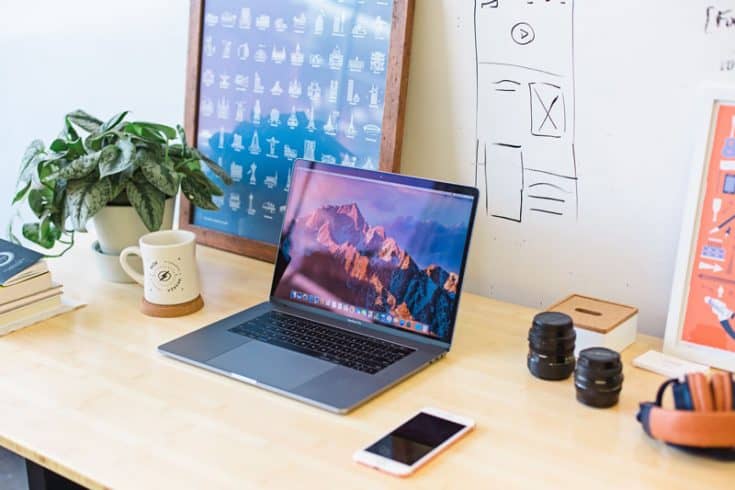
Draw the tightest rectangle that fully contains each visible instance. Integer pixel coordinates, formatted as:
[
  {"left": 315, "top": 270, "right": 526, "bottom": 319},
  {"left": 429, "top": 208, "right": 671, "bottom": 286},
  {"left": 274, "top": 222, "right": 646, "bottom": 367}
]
[{"left": 637, "top": 373, "right": 735, "bottom": 455}]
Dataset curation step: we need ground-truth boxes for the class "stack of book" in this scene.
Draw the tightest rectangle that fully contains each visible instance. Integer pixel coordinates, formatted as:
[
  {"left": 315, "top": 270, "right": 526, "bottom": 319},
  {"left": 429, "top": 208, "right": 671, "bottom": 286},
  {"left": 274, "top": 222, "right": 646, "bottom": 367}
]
[{"left": 0, "top": 239, "right": 76, "bottom": 335}]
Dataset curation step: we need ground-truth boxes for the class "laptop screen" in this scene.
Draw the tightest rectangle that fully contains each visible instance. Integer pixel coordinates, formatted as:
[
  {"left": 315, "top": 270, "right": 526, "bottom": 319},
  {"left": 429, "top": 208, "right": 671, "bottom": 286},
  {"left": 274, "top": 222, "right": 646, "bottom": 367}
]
[{"left": 271, "top": 161, "right": 478, "bottom": 343}]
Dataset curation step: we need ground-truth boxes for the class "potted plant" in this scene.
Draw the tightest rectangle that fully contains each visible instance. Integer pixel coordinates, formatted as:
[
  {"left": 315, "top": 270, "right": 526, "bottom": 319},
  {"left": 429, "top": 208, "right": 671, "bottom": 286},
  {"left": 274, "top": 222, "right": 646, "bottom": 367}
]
[{"left": 10, "top": 110, "right": 232, "bottom": 276}]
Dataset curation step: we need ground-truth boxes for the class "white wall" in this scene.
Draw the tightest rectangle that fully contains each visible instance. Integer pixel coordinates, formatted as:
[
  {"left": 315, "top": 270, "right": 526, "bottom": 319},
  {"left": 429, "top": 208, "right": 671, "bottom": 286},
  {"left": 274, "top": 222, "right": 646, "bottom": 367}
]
[
  {"left": 0, "top": 1, "right": 189, "bottom": 230},
  {"left": 401, "top": 1, "right": 735, "bottom": 337},
  {"left": 1, "top": 1, "right": 726, "bottom": 337}
]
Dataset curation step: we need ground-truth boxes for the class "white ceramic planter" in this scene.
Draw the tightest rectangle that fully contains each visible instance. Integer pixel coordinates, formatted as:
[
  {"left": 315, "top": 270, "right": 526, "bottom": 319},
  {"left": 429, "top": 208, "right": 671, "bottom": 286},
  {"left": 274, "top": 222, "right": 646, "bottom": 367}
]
[
  {"left": 91, "top": 199, "right": 174, "bottom": 282},
  {"left": 91, "top": 240, "right": 144, "bottom": 283},
  {"left": 93, "top": 199, "right": 175, "bottom": 254}
]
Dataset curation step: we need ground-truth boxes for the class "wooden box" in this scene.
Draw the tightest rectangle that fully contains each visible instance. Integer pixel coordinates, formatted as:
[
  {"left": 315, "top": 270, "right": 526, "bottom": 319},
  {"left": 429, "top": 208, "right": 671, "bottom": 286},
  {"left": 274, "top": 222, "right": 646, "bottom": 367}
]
[{"left": 547, "top": 294, "right": 639, "bottom": 355}]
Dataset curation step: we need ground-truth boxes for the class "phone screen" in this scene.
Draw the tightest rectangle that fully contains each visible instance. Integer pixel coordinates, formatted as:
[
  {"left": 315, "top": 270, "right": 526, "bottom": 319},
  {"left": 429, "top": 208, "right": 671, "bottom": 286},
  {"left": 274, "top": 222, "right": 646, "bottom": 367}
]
[{"left": 365, "top": 412, "right": 466, "bottom": 466}]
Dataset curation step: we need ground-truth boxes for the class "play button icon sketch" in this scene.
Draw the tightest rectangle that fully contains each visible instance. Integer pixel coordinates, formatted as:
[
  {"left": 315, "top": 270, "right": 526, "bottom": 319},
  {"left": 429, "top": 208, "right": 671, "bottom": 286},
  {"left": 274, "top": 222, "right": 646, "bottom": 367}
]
[{"left": 511, "top": 22, "right": 535, "bottom": 45}]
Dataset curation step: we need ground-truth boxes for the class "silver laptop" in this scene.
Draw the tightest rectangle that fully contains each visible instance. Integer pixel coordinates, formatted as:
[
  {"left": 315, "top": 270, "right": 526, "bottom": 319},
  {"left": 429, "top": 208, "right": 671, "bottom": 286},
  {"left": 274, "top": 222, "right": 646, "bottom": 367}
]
[{"left": 159, "top": 160, "right": 478, "bottom": 413}]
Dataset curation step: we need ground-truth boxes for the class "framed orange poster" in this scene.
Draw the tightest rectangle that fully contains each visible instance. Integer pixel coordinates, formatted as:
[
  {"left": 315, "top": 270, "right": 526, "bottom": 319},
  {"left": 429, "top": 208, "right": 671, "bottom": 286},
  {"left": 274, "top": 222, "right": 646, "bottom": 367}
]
[{"left": 666, "top": 86, "right": 735, "bottom": 372}]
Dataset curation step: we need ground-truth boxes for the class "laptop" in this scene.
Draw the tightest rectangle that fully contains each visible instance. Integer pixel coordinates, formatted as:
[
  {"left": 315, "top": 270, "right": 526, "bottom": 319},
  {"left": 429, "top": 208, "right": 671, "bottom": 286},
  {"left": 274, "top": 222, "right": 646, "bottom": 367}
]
[{"left": 159, "top": 160, "right": 479, "bottom": 413}]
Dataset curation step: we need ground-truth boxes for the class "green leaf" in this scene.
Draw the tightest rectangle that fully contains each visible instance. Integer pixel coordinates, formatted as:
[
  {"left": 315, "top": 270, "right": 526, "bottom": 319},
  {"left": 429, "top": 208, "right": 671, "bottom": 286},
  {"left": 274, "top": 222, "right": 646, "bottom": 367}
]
[
  {"left": 17, "top": 140, "right": 45, "bottom": 186},
  {"left": 134, "top": 121, "right": 177, "bottom": 140},
  {"left": 38, "top": 158, "right": 67, "bottom": 186},
  {"left": 49, "top": 138, "right": 68, "bottom": 153},
  {"left": 176, "top": 125, "right": 188, "bottom": 146},
  {"left": 65, "top": 137, "right": 86, "bottom": 160},
  {"left": 140, "top": 156, "right": 181, "bottom": 197},
  {"left": 24, "top": 216, "right": 63, "bottom": 249},
  {"left": 188, "top": 166, "right": 225, "bottom": 196},
  {"left": 123, "top": 123, "right": 166, "bottom": 143},
  {"left": 12, "top": 180, "right": 32, "bottom": 204},
  {"left": 178, "top": 162, "right": 222, "bottom": 197},
  {"left": 207, "top": 181, "right": 224, "bottom": 197},
  {"left": 27, "top": 188, "right": 51, "bottom": 218},
  {"left": 126, "top": 180, "right": 166, "bottom": 231},
  {"left": 191, "top": 149, "right": 233, "bottom": 185},
  {"left": 85, "top": 132, "right": 103, "bottom": 152},
  {"left": 101, "top": 111, "right": 129, "bottom": 132},
  {"left": 51, "top": 179, "right": 68, "bottom": 227},
  {"left": 168, "top": 143, "right": 187, "bottom": 160},
  {"left": 108, "top": 173, "right": 128, "bottom": 203},
  {"left": 65, "top": 177, "right": 113, "bottom": 232},
  {"left": 22, "top": 223, "right": 54, "bottom": 249},
  {"left": 181, "top": 177, "right": 218, "bottom": 210},
  {"left": 23, "top": 217, "right": 61, "bottom": 249},
  {"left": 23, "top": 140, "right": 46, "bottom": 158},
  {"left": 190, "top": 148, "right": 215, "bottom": 165},
  {"left": 42, "top": 216, "right": 62, "bottom": 241},
  {"left": 62, "top": 118, "right": 79, "bottom": 142},
  {"left": 56, "top": 152, "right": 100, "bottom": 179},
  {"left": 132, "top": 168, "right": 148, "bottom": 184},
  {"left": 66, "top": 110, "right": 102, "bottom": 133},
  {"left": 21, "top": 223, "right": 39, "bottom": 243},
  {"left": 99, "top": 137, "right": 134, "bottom": 178}
]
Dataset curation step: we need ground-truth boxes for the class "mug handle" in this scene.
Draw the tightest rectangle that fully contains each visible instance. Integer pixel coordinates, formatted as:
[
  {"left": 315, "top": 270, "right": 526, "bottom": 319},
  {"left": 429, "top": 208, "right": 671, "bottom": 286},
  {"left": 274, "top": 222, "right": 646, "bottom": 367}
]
[{"left": 119, "top": 246, "right": 145, "bottom": 285}]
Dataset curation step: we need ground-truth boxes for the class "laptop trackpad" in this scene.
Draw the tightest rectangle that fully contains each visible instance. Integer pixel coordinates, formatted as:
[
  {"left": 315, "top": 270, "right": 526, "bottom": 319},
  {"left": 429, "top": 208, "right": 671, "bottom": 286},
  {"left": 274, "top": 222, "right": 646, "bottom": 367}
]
[{"left": 208, "top": 341, "right": 334, "bottom": 390}]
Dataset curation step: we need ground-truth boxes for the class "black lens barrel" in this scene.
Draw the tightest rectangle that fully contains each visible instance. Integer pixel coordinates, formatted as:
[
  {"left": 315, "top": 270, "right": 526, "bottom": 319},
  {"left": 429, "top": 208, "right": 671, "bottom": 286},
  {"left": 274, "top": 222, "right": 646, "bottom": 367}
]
[
  {"left": 575, "top": 347, "right": 623, "bottom": 408},
  {"left": 527, "top": 312, "right": 576, "bottom": 380}
]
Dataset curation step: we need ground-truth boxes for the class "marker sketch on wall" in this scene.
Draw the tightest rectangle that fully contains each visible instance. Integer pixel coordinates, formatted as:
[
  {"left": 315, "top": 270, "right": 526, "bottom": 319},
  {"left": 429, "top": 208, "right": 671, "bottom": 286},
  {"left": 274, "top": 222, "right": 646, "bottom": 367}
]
[{"left": 474, "top": 0, "right": 578, "bottom": 222}]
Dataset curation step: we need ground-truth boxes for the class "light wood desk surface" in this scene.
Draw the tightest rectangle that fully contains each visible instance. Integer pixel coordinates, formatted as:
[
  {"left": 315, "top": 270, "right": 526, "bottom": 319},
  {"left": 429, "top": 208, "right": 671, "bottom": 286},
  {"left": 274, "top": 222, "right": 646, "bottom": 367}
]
[{"left": 0, "top": 236, "right": 731, "bottom": 489}]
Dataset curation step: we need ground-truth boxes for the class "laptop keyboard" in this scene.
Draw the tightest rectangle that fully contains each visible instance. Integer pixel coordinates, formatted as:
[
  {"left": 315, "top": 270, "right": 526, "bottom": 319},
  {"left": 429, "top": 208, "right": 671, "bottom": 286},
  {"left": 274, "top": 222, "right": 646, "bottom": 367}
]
[{"left": 228, "top": 311, "right": 415, "bottom": 374}]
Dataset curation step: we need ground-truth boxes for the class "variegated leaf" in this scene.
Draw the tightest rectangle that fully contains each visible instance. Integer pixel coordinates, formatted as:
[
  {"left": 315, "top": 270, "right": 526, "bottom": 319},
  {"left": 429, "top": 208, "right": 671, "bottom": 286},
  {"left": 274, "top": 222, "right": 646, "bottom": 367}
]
[
  {"left": 126, "top": 180, "right": 166, "bottom": 232},
  {"left": 181, "top": 177, "right": 218, "bottom": 210},
  {"left": 192, "top": 149, "right": 233, "bottom": 185},
  {"left": 99, "top": 137, "right": 134, "bottom": 178},
  {"left": 66, "top": 110, "right": 102, "bottom": 133},
  {"left": 101, "top": 111, "right": 129, "bottom": 132},
  {"left": 140, "top": 156, "right": 180, "bottom": 197},
  {"left": 108, "top": 173, "right": 128, "bottom": 202},
  {"left": 57, "top": 151, "right": 101, "bottom": 180},
  {"left": 17, "top": 140, "right": 45, "bottom": 186},
  {"left": 65, "top": 177, "right": 113, "bottom": 232}
]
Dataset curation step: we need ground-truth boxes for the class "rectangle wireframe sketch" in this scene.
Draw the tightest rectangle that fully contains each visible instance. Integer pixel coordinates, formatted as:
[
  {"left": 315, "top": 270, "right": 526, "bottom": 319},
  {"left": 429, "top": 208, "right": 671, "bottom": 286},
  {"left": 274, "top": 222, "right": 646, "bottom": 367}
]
[{"left": 484, "top": 144, "right": 523, "bottom": 222}]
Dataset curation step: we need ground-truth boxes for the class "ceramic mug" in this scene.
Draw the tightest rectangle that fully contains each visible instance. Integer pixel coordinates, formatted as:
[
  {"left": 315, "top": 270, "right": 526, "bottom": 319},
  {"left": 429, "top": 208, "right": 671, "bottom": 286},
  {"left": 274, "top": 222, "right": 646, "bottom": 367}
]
[{"left": 119, "top": 230, "right": 200, "bottom": 305}]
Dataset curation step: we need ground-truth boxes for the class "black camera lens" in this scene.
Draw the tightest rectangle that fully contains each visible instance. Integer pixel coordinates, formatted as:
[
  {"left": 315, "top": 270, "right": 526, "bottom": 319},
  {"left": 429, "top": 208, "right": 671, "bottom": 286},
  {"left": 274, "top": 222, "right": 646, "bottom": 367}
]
[
  {"left": 527, "top": 312, "right": 576, "bottom": 380},
  {"left": 575, "top": 347, "right": 623, "bottom": 408}
]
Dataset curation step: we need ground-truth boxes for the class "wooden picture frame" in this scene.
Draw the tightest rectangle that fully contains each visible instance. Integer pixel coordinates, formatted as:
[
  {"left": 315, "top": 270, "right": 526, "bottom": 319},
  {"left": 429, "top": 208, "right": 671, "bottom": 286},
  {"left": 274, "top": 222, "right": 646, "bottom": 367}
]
[
  {"left": 665, "top": 85, "right": 735, "bottom": 372},
  {"left": 180, "top": 0, "right": 415, "bottom": 262}
]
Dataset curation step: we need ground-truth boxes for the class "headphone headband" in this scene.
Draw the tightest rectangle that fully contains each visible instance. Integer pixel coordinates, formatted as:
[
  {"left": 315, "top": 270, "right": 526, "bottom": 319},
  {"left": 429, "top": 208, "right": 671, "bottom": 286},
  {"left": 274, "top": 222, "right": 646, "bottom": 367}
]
[{"left": 637, "top": 372, "right": 735, "bottom": 449}]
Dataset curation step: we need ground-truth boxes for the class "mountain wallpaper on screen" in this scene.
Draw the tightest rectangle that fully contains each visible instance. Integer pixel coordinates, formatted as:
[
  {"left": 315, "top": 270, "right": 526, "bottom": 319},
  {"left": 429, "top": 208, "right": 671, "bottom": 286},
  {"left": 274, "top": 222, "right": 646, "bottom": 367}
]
[
  {"left": 384, "top": 216, "right": 469, "bottom": 273},
  {"left": 278, "top": 202, "right": 459, "bottom": 339}
]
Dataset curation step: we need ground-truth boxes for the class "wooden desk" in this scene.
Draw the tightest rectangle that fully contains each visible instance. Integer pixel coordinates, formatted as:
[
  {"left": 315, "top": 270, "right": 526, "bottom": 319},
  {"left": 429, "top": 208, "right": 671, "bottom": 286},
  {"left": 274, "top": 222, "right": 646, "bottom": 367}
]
[{"left": 0, "top": 236, "right": 731, "bottom": 489}]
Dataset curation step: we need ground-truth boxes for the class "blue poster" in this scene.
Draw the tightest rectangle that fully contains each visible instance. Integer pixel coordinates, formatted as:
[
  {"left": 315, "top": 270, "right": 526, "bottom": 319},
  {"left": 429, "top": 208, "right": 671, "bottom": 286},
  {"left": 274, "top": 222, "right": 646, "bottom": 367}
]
[{"left": 193, "top": 0, "right": 395, "bottom": 245}]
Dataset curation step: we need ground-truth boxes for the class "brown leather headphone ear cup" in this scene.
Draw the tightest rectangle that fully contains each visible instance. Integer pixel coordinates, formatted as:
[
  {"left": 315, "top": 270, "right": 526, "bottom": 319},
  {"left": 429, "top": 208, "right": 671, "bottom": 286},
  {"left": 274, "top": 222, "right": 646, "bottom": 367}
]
[
  {"left": 712, "top": 373, "right": 731, "bottom": 412},
  {"left": 648, "top": 407, "right": 735, "bottom": 447},
  {"left": 687, "top": 373, "right": 714, "bottom": 412}
]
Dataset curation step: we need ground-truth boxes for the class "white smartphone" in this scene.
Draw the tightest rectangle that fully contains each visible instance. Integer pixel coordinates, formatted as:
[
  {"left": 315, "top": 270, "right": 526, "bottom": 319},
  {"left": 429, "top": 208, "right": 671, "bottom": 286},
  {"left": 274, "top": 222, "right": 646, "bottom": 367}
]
[{"left": 353, "top": 407, "right": 475, "bottom": 477}]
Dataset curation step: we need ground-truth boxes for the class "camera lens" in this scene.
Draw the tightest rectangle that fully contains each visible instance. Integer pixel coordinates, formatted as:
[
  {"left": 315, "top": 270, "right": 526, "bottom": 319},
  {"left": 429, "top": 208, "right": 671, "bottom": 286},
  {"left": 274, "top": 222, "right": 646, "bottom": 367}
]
[
  {"left": 575, "top": 347, "right": 623, "bottom": 408},
  {"left": 527, "top": 312, "right": 576, "bottom": 381}
]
